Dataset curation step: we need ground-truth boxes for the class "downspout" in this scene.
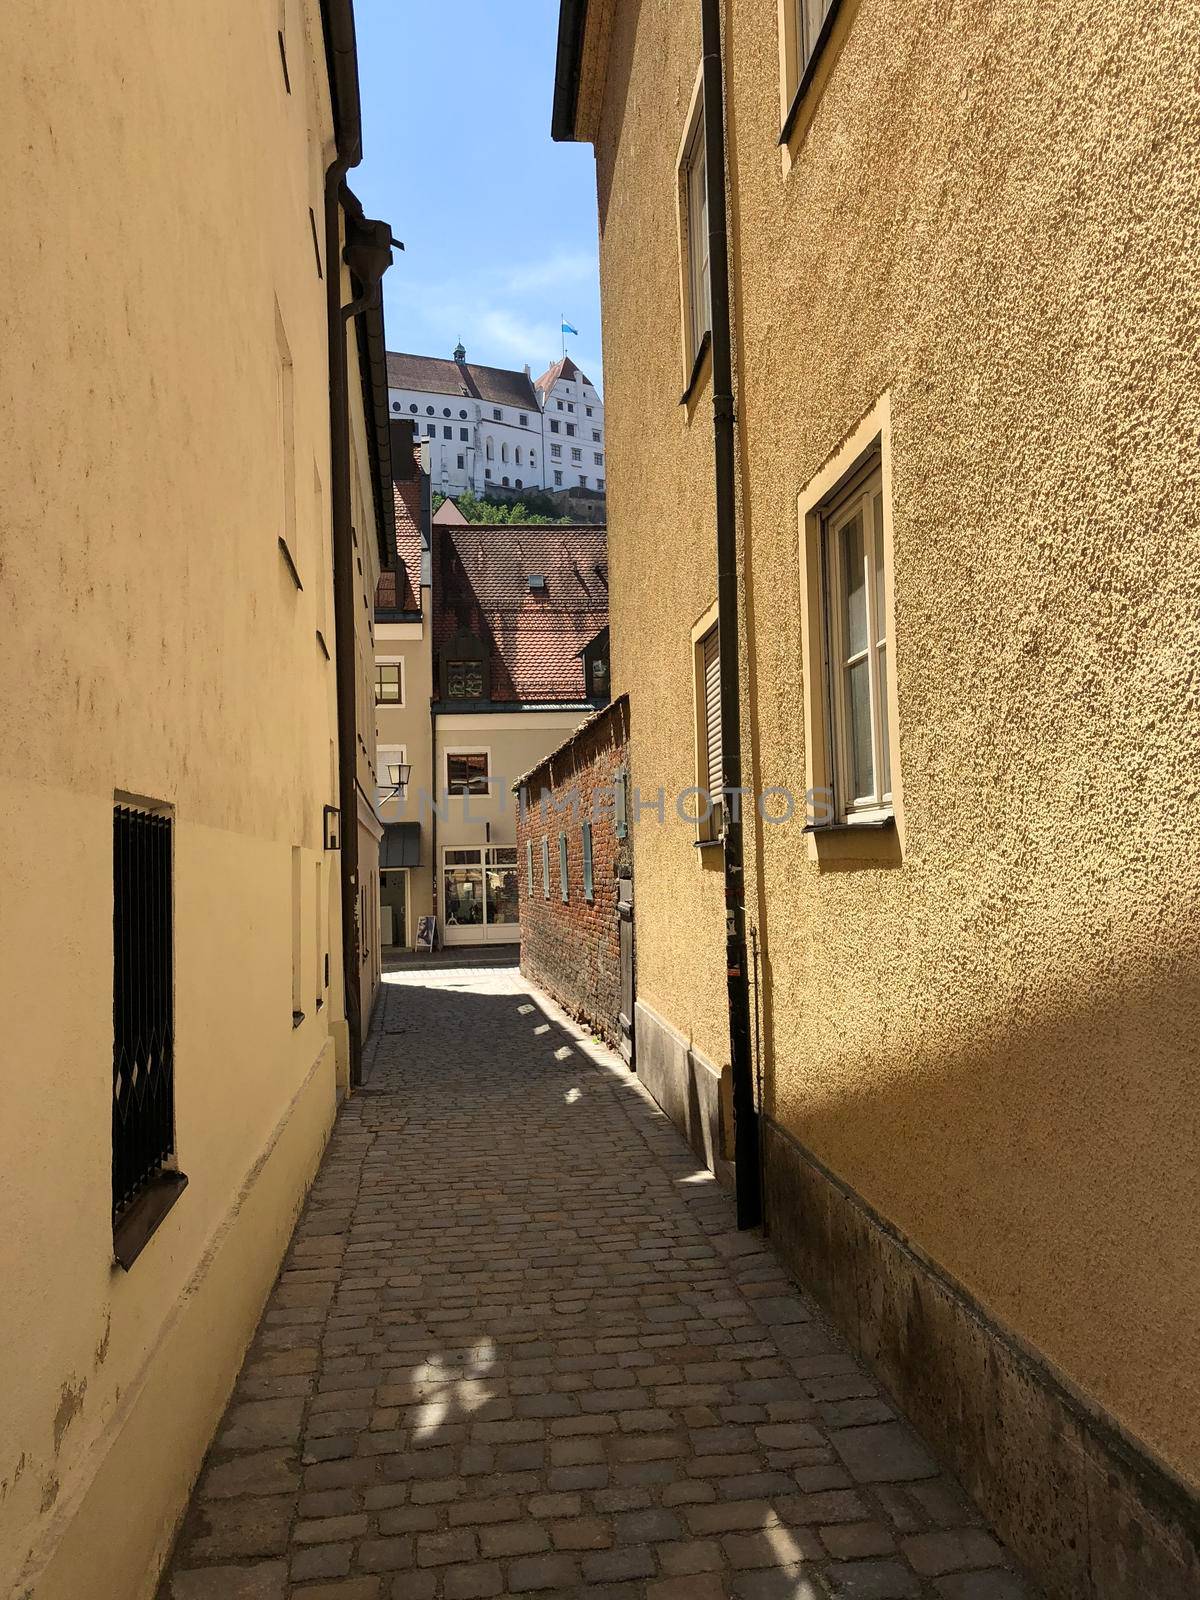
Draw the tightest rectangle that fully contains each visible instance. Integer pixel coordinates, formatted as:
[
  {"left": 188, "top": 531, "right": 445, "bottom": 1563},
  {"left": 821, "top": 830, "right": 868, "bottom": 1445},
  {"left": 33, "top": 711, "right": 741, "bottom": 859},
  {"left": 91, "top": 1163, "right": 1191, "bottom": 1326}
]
[{"left": 701, "top": 0, "right": 761, "bottom": 1228}]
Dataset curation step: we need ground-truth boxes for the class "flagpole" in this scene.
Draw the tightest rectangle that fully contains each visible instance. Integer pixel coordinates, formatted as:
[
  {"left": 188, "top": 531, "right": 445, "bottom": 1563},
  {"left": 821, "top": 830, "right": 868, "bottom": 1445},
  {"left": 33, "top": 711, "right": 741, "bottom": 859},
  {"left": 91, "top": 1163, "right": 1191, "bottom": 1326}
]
[{"left": 561, "top": 312, "right": 565, "bottom": 361}]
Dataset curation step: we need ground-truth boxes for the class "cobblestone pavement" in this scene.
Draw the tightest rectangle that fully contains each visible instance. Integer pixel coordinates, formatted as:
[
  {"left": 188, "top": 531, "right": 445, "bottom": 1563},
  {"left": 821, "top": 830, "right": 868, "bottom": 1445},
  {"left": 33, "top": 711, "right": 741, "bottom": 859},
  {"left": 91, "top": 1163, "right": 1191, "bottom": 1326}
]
[{"left": 163, "top": 960, "right": 1038, "bottom": 1600}]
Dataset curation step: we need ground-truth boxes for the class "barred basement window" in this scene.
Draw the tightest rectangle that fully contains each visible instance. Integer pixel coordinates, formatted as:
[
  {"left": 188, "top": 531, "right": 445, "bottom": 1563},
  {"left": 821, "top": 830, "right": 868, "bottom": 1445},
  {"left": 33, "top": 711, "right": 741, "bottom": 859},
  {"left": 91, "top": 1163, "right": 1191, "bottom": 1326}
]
[{"left": 112, "top": 804, "right": 186, "bottom": 1268}]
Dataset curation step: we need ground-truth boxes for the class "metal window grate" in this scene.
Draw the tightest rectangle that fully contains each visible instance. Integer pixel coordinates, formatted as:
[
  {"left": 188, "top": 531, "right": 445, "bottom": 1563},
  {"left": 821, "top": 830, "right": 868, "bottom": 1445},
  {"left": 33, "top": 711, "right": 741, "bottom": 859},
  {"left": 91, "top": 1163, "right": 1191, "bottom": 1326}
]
[{"left": 112, "top": 806, "right": 175, "bottom": 1222}]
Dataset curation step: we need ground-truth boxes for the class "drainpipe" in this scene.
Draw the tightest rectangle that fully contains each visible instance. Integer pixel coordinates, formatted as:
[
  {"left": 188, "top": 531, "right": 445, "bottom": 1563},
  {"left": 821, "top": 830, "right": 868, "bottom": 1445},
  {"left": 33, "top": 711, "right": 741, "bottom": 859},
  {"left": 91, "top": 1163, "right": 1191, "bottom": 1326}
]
[{"left": 701, "top": 0, "right": 761, "bottom": 1228}]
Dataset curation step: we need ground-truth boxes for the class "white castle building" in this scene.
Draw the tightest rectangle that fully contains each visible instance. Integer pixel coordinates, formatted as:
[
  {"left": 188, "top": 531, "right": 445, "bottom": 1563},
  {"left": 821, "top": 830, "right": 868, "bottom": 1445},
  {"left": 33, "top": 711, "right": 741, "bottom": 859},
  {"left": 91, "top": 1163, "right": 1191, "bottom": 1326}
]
[{"left": 386, "top": 343, "right": 605, "bottom": 503}]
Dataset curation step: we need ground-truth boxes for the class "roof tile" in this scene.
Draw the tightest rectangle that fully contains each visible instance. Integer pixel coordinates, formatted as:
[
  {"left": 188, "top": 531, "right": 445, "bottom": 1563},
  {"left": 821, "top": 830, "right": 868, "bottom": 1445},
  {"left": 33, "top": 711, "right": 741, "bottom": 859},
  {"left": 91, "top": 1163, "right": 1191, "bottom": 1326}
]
[{"left": 433, "top": 525, "right": 608, "bottom": 704}]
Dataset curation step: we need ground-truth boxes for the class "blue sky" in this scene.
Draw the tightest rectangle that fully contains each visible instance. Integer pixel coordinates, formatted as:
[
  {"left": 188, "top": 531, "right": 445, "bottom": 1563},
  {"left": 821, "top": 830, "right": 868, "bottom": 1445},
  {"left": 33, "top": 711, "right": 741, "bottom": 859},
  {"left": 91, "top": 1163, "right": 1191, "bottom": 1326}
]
[{"left": 351, "top": 0, "right": 604, "bottom": 392}]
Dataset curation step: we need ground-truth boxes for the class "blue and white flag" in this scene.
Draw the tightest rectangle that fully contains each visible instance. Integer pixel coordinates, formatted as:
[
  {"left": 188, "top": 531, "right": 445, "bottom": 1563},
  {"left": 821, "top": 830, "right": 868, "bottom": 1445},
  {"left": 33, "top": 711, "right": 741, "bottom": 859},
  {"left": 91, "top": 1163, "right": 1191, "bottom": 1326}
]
[{"left": 561, "top": 319, "right": 579, "bottom": 336}]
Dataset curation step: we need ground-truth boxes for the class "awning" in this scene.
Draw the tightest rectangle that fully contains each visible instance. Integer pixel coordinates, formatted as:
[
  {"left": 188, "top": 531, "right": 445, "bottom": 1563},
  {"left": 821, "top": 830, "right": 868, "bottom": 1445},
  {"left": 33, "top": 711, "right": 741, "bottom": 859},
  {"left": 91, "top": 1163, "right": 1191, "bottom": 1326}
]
[{"left": 380, "top": 822, "right": 421, "bottom": 869}]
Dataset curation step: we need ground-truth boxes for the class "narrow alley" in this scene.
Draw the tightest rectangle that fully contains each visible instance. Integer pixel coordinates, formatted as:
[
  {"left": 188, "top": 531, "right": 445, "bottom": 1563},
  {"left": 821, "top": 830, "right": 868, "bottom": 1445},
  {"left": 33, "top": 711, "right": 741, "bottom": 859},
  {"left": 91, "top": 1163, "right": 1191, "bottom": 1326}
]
[{"left": 163, "top": 959, "right": 1035, "bottom": 1600}]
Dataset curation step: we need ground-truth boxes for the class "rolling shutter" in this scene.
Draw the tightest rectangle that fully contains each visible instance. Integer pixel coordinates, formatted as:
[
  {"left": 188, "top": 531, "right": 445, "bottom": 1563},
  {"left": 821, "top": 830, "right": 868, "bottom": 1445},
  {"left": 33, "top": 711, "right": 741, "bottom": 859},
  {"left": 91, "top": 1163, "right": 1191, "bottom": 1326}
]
[{"left": 702, "top": 625, "right": 722, "bottom": 803}]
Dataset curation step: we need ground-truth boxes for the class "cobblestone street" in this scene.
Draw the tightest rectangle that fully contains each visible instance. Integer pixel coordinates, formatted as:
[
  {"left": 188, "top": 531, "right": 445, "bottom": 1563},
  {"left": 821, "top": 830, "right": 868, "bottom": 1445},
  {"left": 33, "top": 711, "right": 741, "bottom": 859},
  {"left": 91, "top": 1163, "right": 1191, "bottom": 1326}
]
[{"left": 163, "top": 959, "right": 1037, "bottom": 1600}]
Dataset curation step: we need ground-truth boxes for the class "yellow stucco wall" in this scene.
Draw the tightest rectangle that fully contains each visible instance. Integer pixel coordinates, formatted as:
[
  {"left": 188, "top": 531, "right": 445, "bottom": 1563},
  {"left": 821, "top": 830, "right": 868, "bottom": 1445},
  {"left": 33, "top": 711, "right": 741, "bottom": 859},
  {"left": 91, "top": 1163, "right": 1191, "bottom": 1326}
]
[
  {"left": 588, "top": 0, "right": 1200, "bottom": 1493},
  {"left": 595, "top": 0, "right": 729, "bottom": 1070},
  {"left": 0, "top": 1, "right": 384, "bottom": 1592}
]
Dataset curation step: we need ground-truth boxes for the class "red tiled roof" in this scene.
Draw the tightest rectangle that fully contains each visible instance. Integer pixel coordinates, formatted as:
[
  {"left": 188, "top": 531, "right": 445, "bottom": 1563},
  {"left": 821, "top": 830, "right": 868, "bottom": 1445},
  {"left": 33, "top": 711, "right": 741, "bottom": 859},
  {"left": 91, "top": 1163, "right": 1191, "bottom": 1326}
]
[
  {"left": 534, "top": 354, "right": 597, "bottom": 396},
  {"left": 433, "top": 525, "right": 608, "bottom": 704},
  {"left": 386, "top": 350, "right": 540, "bottom": 412}
]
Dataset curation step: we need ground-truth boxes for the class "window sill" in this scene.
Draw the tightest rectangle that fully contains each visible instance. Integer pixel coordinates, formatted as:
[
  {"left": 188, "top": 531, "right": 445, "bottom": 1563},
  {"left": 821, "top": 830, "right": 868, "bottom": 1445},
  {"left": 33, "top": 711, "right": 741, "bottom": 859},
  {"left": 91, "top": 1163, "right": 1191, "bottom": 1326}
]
[
  {"left": 680, "top": 331, "right": 712, "bottom": 407},
  {"left": 694, "top": 836, "right": 724, "bottom": 851},
  {"left": 292, "top": 1010, "right": 305, "bottom": 1029},
  {"left": 803, "top": 814, "right": 894, "bottom": 835},
  {"left": 277, "top": 536, "right": 304, "bottom": 592},
  {"left": 113, "top": 1171, "right": 188, "bottom": 1271},
  {"left": 779, "top": 0, "right": 845, "bottom": 148}
]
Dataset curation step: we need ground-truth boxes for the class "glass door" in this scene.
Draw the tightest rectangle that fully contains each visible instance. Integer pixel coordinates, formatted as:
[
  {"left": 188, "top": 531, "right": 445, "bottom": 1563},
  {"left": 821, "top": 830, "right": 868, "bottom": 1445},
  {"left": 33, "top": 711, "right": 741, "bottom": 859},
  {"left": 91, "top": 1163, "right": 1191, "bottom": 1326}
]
[
  {"left": 441, "top": 846, "right": 522, "bottom": 945},
  {"left": 442, "top": 849, "right": 485, "bottom": 943},
  {"left": 380, "top": 870, "right": 408, "bottom": 949},
  {"left": 485, "top": 847, "right": 520, "bottom": 942}
]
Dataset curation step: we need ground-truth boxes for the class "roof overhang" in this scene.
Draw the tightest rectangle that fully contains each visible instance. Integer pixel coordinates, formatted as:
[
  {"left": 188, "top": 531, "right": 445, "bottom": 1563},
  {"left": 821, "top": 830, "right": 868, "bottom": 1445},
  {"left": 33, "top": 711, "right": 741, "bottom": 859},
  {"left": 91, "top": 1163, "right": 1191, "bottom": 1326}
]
[
  {"left": 381, "top": 822, "right": 422, "bottom": 869},
  {"left": 319, "top": 0, "right": 364, "bottom": 164},
  {"left": 343, "top": 187, "right": 397, "bottom": 570},
  {"left": 550, "top": 0, "right": 615, "bottom": 144}
]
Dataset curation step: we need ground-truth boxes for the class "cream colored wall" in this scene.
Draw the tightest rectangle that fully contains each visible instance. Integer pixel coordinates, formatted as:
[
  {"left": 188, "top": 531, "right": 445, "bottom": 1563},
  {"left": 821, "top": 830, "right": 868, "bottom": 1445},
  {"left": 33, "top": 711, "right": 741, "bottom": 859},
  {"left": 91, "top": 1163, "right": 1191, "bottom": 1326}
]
[
  {"left": 590, "top": 0, "right": 1200, "bottom": 1493},
  {"left": 593, "top": 0, "right": 729, "bottom": 1070},
  {"left": 0, "top": 1, "right": 376, "bottom": 1593},
  {"left": 349, "top": 360, "right": 384, "bottom": 1024},
  {"left": 435, "top": 712, "right": 594, "bottom": 853},
  {"left": 376, "top": 613, "right": 435, "bottom": 932}
]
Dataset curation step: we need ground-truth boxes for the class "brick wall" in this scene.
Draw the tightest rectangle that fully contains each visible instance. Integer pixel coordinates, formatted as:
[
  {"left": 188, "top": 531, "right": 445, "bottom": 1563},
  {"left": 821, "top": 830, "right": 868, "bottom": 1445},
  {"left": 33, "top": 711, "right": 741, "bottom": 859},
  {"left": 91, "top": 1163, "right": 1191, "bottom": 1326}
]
[{"left": 516, "top": 696, "right": 630, "bottom": 1047}]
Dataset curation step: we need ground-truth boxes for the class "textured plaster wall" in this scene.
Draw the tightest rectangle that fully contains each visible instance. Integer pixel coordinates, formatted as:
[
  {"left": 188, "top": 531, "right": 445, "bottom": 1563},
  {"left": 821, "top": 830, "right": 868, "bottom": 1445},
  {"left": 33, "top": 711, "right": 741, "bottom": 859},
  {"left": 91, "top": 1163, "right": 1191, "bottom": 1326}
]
[
  {"left": 595, "top": 0, "right": 730, "bottom": 1072},
  {"left": 0, "top": 0, "right": 379, "bottom": 1591},
  {"left": 722, "top": 0, "right": 1200, "bottom": 1489},
  {"left": 590, "top": 0, "right": 1200, "bottom": 1494}
]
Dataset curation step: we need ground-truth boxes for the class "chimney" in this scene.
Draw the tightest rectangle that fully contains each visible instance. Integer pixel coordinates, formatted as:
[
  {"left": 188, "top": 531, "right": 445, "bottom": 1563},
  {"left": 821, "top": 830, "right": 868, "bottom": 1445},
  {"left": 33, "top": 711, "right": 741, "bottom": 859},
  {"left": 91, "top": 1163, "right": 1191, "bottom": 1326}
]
[
  {"left": 388, "top": 418, "right": 417, "bottom": 482},
  {"left": 524, "top": 363, "right": 531, "bottom": 379}
]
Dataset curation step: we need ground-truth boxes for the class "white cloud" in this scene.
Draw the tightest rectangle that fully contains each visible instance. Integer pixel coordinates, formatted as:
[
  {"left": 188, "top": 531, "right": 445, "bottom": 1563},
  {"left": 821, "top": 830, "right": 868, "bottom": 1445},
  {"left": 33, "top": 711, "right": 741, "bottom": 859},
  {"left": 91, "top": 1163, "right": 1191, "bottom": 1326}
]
[{"left": 501, "top": 249, "right": 598, "bottom": 295}]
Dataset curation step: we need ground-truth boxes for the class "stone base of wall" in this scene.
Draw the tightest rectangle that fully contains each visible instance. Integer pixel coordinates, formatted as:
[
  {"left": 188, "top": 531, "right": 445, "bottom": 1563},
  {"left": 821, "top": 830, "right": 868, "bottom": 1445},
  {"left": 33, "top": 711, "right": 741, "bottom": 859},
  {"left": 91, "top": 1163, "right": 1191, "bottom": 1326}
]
[
  {"left": 761, "top": 1116, "right": 1200, "bottom": 1600},
  {"left": 634, "top": 998, "right": 731, "bottom": 1184}
]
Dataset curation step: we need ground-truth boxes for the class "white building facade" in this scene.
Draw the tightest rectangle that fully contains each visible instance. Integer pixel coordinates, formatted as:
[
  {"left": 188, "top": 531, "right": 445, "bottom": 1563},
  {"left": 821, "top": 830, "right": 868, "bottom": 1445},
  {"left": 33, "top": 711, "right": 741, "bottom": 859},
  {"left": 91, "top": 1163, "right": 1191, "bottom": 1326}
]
[
  {"left": 534, "top": 355, "right": 606, "bottom": 495},
  {"left": 385, "top": 345, "right": 606, "bottom": 505},
  {"left": 387, "top": 345, "right": 547, "bottom": 501}
]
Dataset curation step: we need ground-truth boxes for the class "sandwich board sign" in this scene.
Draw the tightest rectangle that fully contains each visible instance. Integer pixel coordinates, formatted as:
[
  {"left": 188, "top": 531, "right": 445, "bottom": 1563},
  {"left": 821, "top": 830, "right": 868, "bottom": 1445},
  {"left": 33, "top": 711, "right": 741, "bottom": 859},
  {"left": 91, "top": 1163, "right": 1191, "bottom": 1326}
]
[{"left": 416, "top": 915, "right": 437, "bottom": 952}]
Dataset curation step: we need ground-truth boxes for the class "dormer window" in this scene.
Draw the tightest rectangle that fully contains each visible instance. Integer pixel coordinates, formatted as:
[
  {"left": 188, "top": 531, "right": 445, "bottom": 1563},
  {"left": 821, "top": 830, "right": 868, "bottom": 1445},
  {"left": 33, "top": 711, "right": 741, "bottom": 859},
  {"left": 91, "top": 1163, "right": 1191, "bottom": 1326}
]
[
  {"left": 441, "top": 628, "right": 490, "bottom": 702},
  {"left": 528, "top": 575, "right": 546, "bottom": 593},
  {"left": 447, "top": 659, "right": 484, "bottom": 698}
]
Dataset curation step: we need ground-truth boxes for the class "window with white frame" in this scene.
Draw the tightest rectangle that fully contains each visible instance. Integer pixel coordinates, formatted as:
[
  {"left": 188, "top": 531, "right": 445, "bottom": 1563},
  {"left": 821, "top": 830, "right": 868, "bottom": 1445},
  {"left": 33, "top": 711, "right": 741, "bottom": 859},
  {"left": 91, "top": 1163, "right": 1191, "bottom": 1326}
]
[
  {"left": 551, "top": 444, "right": 562, "bottom": 459},
  {"left": 375, "top": 660, "right": 403, "bottom": 704},
  {"left": 447, "top": 751, "right": 489, "bottom": 796},
  {"left": 796, "top": 0, "right": 835, "bottom": 82},
  {"left": 683, "top": 104, "right": 711, "bottom": 363},
  {"left": 820, "top": 459, "right": 891, "bottom": 821}
]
